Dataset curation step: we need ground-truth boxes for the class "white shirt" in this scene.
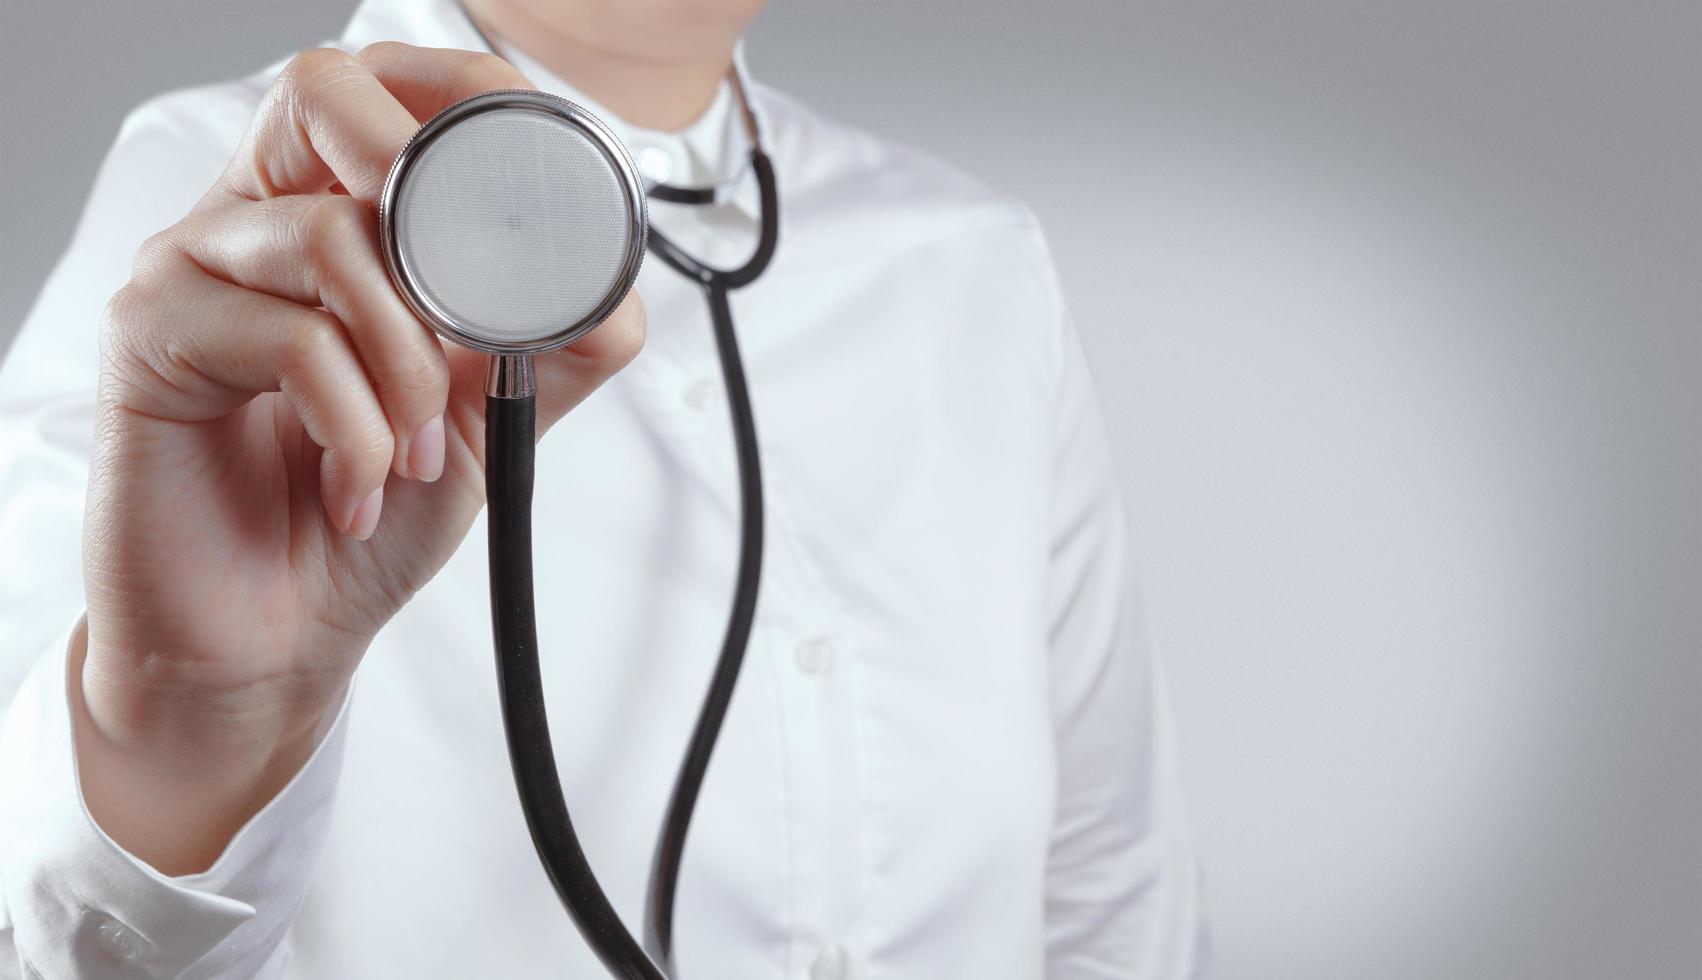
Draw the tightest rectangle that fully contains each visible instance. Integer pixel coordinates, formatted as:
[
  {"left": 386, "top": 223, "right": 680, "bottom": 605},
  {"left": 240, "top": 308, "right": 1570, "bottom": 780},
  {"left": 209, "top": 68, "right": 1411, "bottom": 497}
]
[{"left": 0, "top": 0, "right": 1206, "bottom": 977}]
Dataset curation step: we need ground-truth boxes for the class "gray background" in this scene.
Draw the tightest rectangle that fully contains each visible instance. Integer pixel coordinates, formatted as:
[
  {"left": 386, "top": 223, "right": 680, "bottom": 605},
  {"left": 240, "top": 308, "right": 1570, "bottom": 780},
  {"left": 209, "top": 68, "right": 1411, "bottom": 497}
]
[{"left": 2, "top": 1, "right": 1699, "bottom": 977}]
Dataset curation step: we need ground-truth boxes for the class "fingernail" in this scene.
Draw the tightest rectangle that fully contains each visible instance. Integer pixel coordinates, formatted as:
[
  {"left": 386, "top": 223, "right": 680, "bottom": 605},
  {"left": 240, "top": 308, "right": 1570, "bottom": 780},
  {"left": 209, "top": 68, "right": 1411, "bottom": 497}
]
[
  {"left": 349, "top": 485, "right": 384, "bottom": 540},
  {"left": 408, "top": 415, "right": 445, "bottom": 483}
]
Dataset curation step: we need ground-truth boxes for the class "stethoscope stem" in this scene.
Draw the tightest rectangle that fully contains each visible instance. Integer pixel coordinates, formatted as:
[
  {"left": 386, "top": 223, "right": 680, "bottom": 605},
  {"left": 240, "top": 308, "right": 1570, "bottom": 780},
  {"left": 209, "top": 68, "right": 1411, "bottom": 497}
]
[{"left": 485, "top": 353, "right": 537, "bottom": 400}]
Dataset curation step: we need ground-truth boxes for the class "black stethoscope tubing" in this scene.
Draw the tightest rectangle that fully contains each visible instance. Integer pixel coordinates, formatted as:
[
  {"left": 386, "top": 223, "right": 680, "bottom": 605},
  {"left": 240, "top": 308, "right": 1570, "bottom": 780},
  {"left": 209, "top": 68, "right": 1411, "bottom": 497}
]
[
  {"left": 460, "top": 7, "right": 779, "bottom": 977},
  {"left": 640, "top": 146, "right": 779, "bottom": 969}
]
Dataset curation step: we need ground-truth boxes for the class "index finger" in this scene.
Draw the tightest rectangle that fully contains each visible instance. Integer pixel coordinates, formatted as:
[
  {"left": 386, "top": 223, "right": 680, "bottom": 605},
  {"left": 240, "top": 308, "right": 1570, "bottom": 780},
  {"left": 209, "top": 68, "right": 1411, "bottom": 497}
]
[
  {"left": 215, "top": 44, "right": 532, "bottom": 205},
  {"left": 356, "top": 42, "right": 533, "bottom": 123}
]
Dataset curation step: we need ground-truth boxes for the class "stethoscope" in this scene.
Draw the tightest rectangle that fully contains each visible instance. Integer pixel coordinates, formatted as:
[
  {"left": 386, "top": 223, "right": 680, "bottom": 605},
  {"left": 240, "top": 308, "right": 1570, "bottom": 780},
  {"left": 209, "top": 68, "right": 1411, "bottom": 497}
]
[{"left": 375, "top": 11, "right": 777, "bottom": 977}]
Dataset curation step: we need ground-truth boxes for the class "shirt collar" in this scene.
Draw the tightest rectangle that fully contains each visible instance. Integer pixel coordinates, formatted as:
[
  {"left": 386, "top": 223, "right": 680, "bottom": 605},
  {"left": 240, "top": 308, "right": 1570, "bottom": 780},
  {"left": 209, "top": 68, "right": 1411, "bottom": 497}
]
[{"left": 343, "top": 0, "right": 761, "bottom": 219}]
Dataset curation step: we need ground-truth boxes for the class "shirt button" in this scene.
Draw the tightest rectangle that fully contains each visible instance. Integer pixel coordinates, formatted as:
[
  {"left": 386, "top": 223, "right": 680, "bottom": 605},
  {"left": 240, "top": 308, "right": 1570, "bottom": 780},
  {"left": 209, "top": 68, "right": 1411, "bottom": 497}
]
[
  {"left": 809, "top": 944, "right": 850, "bottom": 980},
  {"left": 636, "top": 145, "right": 676, "bottom": 184},
  {"left": 794, "top": 637, "right": 833, "bottom": 676},
  {"left": 683, "top": 376, "right": 718, "bottom": 412},
  {"left": 94, "top": 915, "right": 145, "bottom": 962}
]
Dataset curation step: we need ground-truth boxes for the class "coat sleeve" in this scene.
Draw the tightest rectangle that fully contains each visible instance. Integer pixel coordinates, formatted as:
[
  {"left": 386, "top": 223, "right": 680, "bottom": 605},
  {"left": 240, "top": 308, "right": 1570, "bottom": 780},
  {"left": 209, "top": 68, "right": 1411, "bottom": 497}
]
[
  {"left": 0, "top": 85, "right": 352, "bottom": 980},
  {"left": 1033, "top": 221, "right": 1210, "bottom": 978}
]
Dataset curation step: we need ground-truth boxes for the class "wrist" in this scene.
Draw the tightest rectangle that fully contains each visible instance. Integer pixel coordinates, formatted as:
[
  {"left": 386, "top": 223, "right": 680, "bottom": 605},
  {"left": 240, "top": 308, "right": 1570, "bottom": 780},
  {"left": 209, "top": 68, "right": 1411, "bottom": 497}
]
[
  {"left": 73, "top": 623, "right": 338, "bottom": 874},
  {"left": 80, "top": 618, "right": 345, "bottom": 763}
]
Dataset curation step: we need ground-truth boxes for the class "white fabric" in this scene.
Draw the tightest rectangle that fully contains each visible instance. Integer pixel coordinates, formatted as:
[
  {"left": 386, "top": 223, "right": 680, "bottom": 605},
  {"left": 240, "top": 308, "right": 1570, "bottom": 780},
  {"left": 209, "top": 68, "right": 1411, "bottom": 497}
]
[{"left": 0, "top": 0, "right": 1207, "bottom": 977}]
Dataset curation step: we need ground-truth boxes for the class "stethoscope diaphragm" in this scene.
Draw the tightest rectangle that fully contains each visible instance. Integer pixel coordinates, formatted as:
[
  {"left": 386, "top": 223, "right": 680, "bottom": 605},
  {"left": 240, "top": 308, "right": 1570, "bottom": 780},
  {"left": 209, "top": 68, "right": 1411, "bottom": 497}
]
[{"left": 379, "top": 89, "right": 647, "bottom": 358}]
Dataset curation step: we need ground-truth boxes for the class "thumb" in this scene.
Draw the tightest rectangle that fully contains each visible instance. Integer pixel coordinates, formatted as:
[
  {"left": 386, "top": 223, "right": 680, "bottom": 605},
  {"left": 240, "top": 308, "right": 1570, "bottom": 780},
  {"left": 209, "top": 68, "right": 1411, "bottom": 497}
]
[
  {"left": 362, "top": 290, "right": 646, "bottom": 565},
  {"left": 531, "top": 290, "right": 648, "bottom": 434}
]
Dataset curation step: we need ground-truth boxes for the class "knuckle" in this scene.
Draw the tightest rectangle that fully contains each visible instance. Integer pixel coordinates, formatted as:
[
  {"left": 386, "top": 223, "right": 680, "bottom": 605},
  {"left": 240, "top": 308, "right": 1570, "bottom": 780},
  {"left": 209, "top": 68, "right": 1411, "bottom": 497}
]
[
  {"left": 282, "top": 309, "right": 348, "bottom": 378},
  {"left": 100, "top": 282, "right": 150, "bottom": 353},
  {"left": 383, "top": 347, "right": 449, "bottom": 401},
  {"left": 101, "top": 258, "right": 182, "bottom": 353},
  {"left": 131, "top": 228, "right": 184, "bottom": 278},
  {"left": 283, "top": 46, "right": 357, "bottom": 90},
  {"left": 298, "top": 194, "right": 369, "bottom": 267},
  {"left": 451, "top": 52, "right": 522, "bottom": 94},
  {"left": 97, "top": 280, "right": 183, "bottom": 414},
  {"left": 132, "top": 230, "right": 171, "bottom": 267},
  {"left": 355, "top": 40, "right": 404, "bottom": 64},
  {"left": 352, "top": 416, "right": 396, "bottom": 465},
  {"left": 112, "top": 213, "right": 213, "bottom": 321},
  {"left": 278, "top": 48, "right": 370, "bottom": 126},
  {"left": 104, "top": 278, "right": 152, "bottom": 323}
]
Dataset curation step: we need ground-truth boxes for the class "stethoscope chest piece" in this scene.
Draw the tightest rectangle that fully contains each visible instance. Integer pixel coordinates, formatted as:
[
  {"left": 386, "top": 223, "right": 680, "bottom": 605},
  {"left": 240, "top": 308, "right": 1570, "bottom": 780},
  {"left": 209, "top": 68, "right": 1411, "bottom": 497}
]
[
  {"left": 379, "top": 89, "right": 648, "bottom": 363},
  {"left": 376, "top": 67, "right": 776, "bottom": 979}
]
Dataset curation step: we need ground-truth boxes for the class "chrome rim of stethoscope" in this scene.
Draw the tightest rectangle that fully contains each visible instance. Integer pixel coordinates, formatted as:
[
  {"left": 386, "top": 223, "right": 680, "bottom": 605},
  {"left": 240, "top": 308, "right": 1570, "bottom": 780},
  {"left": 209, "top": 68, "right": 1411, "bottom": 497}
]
[{"left": 377, "top": 89, "right": 649, "bottom": 357}]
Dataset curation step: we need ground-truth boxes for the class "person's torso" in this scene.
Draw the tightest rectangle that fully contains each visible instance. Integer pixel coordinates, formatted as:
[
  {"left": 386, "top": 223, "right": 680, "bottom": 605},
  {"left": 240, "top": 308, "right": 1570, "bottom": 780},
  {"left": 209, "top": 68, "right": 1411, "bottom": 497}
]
[{"left": 45, "top": 4, "right": 1074, "bottom": 973}]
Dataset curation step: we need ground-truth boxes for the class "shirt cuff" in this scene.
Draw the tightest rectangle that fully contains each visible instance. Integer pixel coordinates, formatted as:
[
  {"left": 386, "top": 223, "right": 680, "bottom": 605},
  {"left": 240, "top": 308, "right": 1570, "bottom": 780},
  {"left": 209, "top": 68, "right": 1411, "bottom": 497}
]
[{"left": 0, "top": 618, "right": 351, "bottom": 979}]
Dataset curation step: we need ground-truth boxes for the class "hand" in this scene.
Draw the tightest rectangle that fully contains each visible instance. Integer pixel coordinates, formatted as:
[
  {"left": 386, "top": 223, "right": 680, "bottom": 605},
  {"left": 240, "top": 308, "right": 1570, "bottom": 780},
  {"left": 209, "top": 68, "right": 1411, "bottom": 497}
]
[{"left": 76, "top": 43, "right": 646, "bottom": 874}]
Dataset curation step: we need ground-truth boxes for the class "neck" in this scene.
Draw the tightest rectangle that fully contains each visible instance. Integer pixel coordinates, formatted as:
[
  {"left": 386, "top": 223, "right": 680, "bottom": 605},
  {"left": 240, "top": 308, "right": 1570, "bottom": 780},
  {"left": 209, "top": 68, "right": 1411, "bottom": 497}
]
[{"left": 463, "top": 0, "right": 736, "bottom": 132}]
